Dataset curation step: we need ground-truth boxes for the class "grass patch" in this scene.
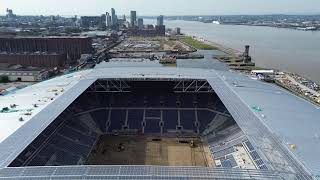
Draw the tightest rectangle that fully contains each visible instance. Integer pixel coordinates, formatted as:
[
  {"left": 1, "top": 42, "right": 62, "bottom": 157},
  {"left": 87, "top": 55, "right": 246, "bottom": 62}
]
[
  {"left": 180, "top": 36, "right": 217, "bottom": 50},
  {"left": 162, "top": 63, "right": 177, "bottom": 67}
]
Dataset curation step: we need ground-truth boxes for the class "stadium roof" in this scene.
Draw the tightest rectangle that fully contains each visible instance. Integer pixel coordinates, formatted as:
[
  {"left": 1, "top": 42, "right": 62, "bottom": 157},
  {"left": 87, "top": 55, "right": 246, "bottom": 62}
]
[{"left": 0, "top": 65, "right": 319, "bottom": 179}]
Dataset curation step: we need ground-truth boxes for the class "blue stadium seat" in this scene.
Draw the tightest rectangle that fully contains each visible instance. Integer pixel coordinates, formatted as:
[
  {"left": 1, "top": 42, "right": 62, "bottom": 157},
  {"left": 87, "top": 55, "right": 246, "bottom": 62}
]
[
  {"left": 58, "top": 126, "right": 96, "bottom": 146},
  {"left": 197, "top": 94, "right": 209, "bottom": 108},
  {"left": 49, "top": 136, "right": 90, "bottom": 157},
  {"left": 197, "top": 110, "right": 216, "bottom": 132},
  {"left": 28, "top": 156, "right": 49, "bottom": 166},
  {"left": 180, "top": 94, "right": 193, "bottom": 108},
  {"left": 163, "top": 110, "right": 178, "bottom": 132},
  {"left": 145, "top": 119, "right": 160, "bottom": 133},
  {"left": 108, "top": 109, "right": 126, "bottom": 132},
  {"left": 90, "top": 110, "right": 109, "bottom": 133},
  {"left": 128, "top": 109, "right": 144, "bottom": 131},
  {"left": 167, "top": 94, "right": 177, "bottom": 107},
  {"left": 180, "top": 110, "right": 196, "bottom": 131},
  {"left": 145, "top": 109, "right": 161, "bottom": 118}
]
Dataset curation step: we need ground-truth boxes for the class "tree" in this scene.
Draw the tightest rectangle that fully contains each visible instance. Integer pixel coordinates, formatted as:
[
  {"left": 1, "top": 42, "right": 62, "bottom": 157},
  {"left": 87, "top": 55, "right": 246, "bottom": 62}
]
[{"left": 0, "top": 75, "right": 9, "bottom": 83}]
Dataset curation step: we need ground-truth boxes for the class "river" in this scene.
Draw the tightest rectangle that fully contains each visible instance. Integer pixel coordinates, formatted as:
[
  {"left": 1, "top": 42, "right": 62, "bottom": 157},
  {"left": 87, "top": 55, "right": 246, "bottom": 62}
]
[{"left": 145, "top": 19, "right": 320, "bottom": 83}]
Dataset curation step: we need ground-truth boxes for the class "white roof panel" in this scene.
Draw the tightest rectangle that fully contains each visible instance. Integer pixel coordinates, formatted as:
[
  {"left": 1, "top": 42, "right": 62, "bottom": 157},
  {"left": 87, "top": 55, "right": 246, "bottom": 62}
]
[{"left": 0, "top": 66, "right": 318, "bottom": 178}]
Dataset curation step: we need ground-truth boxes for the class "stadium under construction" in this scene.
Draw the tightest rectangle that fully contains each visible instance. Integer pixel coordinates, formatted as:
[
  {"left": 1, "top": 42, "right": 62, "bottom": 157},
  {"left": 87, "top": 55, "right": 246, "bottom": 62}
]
[{"left": 0, "top": 64, "right": 319, "bottom": 179}]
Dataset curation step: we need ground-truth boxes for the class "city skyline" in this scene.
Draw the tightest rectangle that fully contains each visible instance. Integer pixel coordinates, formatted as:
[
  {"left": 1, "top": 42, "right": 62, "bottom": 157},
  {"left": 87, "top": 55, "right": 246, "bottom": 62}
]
[{"left": 1, "top": 0, "right": 320, "bottom": 16}]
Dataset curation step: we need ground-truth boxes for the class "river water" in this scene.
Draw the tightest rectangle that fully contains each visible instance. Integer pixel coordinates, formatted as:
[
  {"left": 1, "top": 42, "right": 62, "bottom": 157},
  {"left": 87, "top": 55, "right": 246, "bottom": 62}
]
[{"left": 146, "top": 19, "right": 320, "bottom": 83}]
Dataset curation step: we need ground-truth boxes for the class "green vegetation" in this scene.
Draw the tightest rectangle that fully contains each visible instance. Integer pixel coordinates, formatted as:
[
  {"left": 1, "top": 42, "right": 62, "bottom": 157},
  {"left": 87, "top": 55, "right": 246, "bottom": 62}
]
[
  {"left": 0, "top": 76, "right": 9, "bottom": 83},
  {"left": 180, "top": 36, "right": 217, "bottom": 50},
  {"left": 162, "top": 63, "right": 177, "bottom": 67}
]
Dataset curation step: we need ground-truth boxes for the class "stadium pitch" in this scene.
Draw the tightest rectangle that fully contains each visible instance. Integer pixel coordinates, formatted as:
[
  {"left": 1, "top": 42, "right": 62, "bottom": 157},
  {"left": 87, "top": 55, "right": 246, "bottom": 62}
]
[{"left": 86, "top": 135, "right": 215, "bottom": 167}]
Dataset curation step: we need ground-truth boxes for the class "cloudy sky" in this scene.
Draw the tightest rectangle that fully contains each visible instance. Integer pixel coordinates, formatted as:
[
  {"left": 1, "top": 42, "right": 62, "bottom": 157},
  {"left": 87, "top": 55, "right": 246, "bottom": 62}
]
[{"left": 1, "top": 0, "right": 320, "bottom": 16}]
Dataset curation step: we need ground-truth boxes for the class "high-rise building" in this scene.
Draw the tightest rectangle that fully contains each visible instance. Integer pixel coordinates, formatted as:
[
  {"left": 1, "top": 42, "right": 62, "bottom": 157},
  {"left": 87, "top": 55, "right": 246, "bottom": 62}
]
[
  {"left": 130, "top": 11, "right": 137, "bottom": 27},
  {"left": 106, "top": 12, "right": 112, "bottom": 27},
  {"left": 157, "top": 15, "right": 164, "bottom": 26},
  {"left": 111, "top": 8, "right": 117, "bottom": 26},
  {"left": 138, "top": 18, "right": 144, "bottom": 29},
  {"left": 100, "top": 14, "right": 107, "bottom": 29}
]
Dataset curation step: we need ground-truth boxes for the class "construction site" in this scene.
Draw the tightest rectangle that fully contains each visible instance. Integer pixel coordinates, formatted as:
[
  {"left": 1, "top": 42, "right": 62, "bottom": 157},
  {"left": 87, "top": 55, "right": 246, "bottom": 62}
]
[
  {"left": 86, "top": 135, "right": 214, "bottom": 167},
  {"left": 107, "top": 36, "right": 203, "bottom": 63}
]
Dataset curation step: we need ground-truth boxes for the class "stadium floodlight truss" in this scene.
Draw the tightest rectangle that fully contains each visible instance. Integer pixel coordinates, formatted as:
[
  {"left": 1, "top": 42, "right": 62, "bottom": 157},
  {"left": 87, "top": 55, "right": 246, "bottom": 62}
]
[
  {"left": 173, "top": 80, "right": 214, "bottom": 93},
  {"left": 88, "top": 80, "right": 131, "bottom": 93}
]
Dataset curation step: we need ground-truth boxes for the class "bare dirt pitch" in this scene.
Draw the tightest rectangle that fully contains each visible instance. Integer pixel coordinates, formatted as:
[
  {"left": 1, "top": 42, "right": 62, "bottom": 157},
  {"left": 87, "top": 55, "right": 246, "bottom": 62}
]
[{"left": 86, "top": 135, "right": 214, "bottom": 167}]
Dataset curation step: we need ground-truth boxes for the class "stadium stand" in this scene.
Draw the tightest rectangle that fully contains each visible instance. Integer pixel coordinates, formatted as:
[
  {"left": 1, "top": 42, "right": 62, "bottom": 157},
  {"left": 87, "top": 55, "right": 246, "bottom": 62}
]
[{"left": 9, "top": 80, "right": 259, "bottom": 169}]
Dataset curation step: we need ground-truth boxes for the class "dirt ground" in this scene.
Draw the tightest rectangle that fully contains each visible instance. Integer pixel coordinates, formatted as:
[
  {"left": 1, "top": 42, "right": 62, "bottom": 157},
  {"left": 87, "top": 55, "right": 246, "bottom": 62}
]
[
  {"left": 86, "top": 135, "right": 214, "bottom": 167},
  {"left": 112, "top": 37, "right": 193, "bottom": 52}
]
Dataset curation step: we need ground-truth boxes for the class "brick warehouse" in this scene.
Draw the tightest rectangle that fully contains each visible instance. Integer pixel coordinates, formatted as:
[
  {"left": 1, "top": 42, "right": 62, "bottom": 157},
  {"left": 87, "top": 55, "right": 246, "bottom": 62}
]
[
  {"left": 0, "top": 52, "right": 66, "bottom": 67},
  {"left": 0, "top": 37, "right": 92, "bottom": 67}
]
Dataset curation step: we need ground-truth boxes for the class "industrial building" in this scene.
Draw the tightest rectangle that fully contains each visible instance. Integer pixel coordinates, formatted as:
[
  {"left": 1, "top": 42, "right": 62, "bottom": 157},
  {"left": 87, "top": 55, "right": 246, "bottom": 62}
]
[
  {"left": 0, "top": 36, "right": 93, "bottom": 65},
  {"left": 0, "top": 63, "right": 318, "bottom": 179},
  {"left": 0, "top": 52, "right": 66, "bottom": 68},
  {"left": 0, "top": 64, "right": 48, "bottom": 82}
]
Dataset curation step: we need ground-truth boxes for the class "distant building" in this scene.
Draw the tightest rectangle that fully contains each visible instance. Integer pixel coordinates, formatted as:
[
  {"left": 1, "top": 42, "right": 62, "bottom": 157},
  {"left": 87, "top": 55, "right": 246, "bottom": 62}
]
[
  {"left": 0, "top": 52, "right": 67, "bottom": 68},
  {"left": 0, "top": 64, "right": 49, "bottom": 82},
  {"left": 80, "top": 15, "right": 106, "bottom": 29},
  {"left": 106, "top": 12, "right": 112, "bottom": 27},
  {"left": 6, "top": 8, "right": 15, "bottom": 19},
  {"left": 157, "top": 15, "right": 164, "bottom": 26},
  {"left": 175, "top": 27, "right": 181, "bottom": 35},
  {"left": 100, "top": 14, "right": 107, "bottom": 29},
  {"left": 138, "top": 18, "right": 144, "bottom": 29},
  {"left": 0, "top": 36, "right": 92, "bottom": 65},
  {"left": 130, "top": 11, "right": 137, "bottom": 27},
  {"left": 128, "top": 25, "right": 165, "bottom": 37},
  {"left": 155, "top": 25, "right": 165, "bottom": 36},
  {"left": 111, "top": 8, "right": 117, "bottom": 26}
]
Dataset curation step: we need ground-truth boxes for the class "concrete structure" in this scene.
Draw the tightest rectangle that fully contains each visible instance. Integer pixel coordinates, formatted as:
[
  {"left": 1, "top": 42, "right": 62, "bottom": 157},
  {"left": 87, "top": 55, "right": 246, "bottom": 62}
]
[
  {"left": 130, "top": 11, "right": 137, "bottom": 27},
  {"left": 0, "top": 64, "right": 318, "bottom": 179},
  {"left": 0, "top": 36, "right": 92, "bottom": 63},
  {"left": 0, "top": 64, "right": 48, "bottom": 82},
  {"left": 243, "top": 45, "right": 251, "bottom": 63}
]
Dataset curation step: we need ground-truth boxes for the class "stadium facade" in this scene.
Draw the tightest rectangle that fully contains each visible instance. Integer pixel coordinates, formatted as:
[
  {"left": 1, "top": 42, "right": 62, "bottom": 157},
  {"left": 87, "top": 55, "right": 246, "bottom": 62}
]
[{"left": 0, "top": 65, "right": 319, "bottom": 179}]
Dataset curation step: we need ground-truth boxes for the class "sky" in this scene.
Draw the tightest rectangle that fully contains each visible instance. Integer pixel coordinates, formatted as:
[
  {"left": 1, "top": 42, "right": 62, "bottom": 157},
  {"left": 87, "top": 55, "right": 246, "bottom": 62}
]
[{"left": 1, "top": 0, "right": 320, "bottom": 16}]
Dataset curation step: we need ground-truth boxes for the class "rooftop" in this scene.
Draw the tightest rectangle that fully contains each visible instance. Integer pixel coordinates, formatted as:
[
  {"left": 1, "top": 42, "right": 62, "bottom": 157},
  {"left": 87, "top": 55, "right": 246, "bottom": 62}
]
[{"left": 0, "top": 65, "right": 319, "bottom": 178}]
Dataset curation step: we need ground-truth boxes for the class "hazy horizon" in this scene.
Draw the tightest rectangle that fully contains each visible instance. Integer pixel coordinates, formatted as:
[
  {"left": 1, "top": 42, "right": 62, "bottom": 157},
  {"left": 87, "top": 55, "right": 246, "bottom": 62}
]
[{"left": 1, "top": 0, "right": 320, "bottom": 16}]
